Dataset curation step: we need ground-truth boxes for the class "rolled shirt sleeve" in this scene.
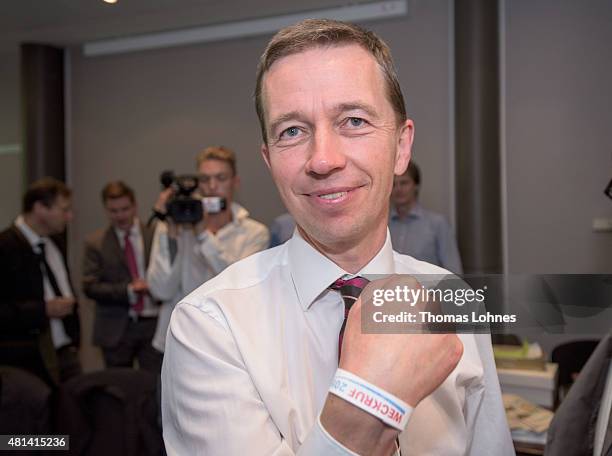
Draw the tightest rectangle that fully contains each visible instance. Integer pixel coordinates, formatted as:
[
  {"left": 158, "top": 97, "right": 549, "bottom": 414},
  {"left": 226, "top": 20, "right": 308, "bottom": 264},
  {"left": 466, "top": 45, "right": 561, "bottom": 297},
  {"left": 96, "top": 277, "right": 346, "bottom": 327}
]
[{"left": 195, "top": 223, "right": 269, "bottom": 275}]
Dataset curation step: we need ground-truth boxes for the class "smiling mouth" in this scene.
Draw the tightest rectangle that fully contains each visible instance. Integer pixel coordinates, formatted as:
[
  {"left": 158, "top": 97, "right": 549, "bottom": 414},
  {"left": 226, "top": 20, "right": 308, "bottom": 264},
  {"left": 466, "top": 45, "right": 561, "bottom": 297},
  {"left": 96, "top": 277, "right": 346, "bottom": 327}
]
[
  {"left": 306, "top": 186, "right": 364, "bottom": 202},
  {"left": 318, "top": 191, "right": 348, "bottom": 200}
]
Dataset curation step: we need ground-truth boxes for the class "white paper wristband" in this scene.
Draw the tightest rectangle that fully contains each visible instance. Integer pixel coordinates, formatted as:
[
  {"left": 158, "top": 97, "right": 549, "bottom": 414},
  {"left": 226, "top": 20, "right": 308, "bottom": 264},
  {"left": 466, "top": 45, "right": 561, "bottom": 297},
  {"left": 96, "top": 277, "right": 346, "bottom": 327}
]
[{"left": 329, "top": 369, "right": 413, "bottom": 431}]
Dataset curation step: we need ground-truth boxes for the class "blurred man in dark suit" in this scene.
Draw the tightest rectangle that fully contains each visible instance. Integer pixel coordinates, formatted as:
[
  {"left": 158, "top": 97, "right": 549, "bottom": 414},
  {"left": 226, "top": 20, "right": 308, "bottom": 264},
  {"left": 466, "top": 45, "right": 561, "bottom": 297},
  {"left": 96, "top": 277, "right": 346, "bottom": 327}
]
[
  {"left": 83, "top": 181, "right": 161, "bottom": 373},
  {"left": 0, "top": 177, "right": 81, "bottom": 386}
]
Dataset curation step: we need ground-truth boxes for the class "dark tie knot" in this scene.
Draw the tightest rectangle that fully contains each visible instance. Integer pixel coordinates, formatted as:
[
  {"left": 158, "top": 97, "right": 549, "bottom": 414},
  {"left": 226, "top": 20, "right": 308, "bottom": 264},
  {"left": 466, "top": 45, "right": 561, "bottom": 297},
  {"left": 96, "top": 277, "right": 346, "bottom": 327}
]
[
  {"left": 331, "top": 276, "right": 370, "bottom": 362},
  {"left": 331, "top": 276, "right": 369, "bottom": 309}
]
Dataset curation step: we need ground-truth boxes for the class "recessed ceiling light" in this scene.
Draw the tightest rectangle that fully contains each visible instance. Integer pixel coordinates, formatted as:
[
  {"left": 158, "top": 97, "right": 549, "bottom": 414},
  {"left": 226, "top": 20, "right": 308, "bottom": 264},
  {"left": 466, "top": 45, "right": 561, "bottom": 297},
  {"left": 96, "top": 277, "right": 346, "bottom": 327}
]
[{"left": 103, "top": 0, "right": 118, "bottom": 4}]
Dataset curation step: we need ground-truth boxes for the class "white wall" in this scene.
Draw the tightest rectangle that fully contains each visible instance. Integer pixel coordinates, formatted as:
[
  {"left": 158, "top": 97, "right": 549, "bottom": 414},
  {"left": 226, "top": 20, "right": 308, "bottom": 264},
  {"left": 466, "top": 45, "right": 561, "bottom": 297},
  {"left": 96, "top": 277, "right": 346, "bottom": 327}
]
[
  {"left": 504, "top": 0, "right": 612, "bottom": 274},
  {"left": 503, "top": 0, "right": 612, "bottom": 354}
]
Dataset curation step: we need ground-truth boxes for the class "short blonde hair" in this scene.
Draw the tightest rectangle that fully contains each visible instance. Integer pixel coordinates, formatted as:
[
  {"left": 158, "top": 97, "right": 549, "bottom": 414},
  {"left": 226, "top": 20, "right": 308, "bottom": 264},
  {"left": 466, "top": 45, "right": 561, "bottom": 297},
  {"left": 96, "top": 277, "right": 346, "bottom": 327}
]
[{"left": 195, "top": 146, "right": 237, "bottom": 175}]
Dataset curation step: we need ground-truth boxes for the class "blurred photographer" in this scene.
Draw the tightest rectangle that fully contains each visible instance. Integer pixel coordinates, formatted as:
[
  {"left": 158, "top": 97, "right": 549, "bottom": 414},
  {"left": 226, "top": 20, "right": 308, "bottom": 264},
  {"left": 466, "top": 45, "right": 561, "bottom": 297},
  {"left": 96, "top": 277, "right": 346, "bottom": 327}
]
[{"left": 147, "top": 146, "right": 269, "bottom": 352}]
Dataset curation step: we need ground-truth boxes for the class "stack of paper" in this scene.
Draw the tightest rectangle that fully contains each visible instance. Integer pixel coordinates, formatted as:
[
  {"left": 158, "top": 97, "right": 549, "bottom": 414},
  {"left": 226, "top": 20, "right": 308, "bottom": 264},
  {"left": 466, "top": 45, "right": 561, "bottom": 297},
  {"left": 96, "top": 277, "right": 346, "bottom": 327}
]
[{"left": 503, "top": 393, "right": 554, "bottom": 445}]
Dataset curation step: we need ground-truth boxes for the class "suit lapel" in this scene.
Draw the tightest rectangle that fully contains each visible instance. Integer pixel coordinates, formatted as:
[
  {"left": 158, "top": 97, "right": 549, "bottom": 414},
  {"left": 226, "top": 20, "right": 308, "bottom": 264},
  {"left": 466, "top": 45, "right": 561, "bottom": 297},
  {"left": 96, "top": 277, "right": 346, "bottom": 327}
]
[
  {"left": 9, "top": 225, "right": 44, "bottom": 296},
  {"left": 106, "top": 226, "right": 129, "bottom": 275},
  {"left": 108, "top": 222, "right": 153, "bottom": 275},
  {"left": 602, "top": 350, "right": 612, "bottom": 456},
  {"left": 10, "top": 224, "right": 35, "bottom": 253}
]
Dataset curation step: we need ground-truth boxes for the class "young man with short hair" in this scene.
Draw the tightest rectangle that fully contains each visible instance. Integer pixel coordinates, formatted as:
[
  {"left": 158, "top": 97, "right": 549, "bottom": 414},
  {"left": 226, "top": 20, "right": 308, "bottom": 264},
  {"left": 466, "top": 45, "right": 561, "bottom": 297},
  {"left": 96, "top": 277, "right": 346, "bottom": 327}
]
[
  {"left": 83, "top": 180, "right": 162, "bottom": 372},
  {"left": 147, "top": 146, "right": 269, "bottom": 353}
]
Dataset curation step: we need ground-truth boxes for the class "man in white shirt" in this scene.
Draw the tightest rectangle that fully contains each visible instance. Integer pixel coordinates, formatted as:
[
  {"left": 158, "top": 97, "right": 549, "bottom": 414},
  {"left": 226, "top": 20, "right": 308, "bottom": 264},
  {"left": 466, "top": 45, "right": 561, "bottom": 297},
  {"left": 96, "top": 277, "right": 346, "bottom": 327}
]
[
  {"left": 83, "top": 181, "right": 162, "bottom": 373},
  {"left": 0, "top": 177, "right": 81, "bottom": 386},
  {"left": 162, "top": 19, "right": 514, "bottom": 455},
  {"left": 147, "top": 146, "right": 269, "bottom": 352}
]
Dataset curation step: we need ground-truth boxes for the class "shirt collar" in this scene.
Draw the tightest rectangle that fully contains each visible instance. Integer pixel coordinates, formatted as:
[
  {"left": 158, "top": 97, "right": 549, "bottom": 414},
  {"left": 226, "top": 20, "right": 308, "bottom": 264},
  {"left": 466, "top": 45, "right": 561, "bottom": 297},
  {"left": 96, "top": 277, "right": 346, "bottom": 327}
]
[
  {"left": 15, "top": 215, "right": 44, "bottom": 249},
  {"left": 390, "top": 203, "right": 423, "bottom": 220},
  {"left": 213, "top": 203, "right": 249, "bottom": 237},
  {"left": 287, "top": 229, "right": 396, "bottom": 311},
  {"left": 230, "top": 202, "right": 249, "bottom": 223},
  {"left": 113, "top": 218, "right": 140, "bottom": 240}
]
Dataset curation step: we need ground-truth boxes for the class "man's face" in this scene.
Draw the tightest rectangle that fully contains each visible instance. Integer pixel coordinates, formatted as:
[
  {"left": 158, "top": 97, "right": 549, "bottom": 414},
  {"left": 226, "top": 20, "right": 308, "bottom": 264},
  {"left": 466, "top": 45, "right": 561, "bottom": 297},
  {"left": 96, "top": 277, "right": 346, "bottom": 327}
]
[
  {"left": 391, "top": 173, "right": 418, "bottom": 208},
  {"left": 105, "top": 196, "right": 137, "bottom": 232},
  {"left": 261, "top": 44, "right": 413, "bottom": 248},
  {"left": 197, "top": 159, "right": 238, "bottom": 203},
  {"left": 37, "top": 195, "right": 73, "bottom": 235}
]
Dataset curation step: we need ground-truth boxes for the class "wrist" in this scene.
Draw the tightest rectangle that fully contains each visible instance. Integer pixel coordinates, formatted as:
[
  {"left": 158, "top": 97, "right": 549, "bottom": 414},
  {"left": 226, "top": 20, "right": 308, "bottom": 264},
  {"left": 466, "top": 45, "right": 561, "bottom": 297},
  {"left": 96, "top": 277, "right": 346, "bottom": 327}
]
[
  {"left": 126, "top": 284, "right": 136, "bottom": 303},
  {"left": 320, "top": 394, "right": 399, "bottom": 456},
  {"left": 330, "top": 369, "right": 412, "bottom": 431},
  {"left": 151, "top": 207, "right": 167, "bottom": 221},
  {"left": 196, "top": 229, "right": 209, "bottom": 243}
]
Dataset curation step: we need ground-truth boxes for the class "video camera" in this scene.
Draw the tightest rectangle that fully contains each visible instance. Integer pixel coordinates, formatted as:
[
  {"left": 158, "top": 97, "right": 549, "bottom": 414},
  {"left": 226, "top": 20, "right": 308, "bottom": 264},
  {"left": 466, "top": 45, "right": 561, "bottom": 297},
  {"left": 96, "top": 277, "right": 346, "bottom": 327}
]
[{"left": 159, "top": 171, "right": 227, "bottom": 224}]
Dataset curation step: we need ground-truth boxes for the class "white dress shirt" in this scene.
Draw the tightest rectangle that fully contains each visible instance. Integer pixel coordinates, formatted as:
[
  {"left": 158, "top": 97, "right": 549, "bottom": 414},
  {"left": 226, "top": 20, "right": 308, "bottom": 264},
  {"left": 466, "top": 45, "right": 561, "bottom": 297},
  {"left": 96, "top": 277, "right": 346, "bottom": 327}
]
[
  {"left": 113, "top": 219, "right": 157, "bottom": 317},
  {"left": 162, "top": 230, "right": 514, "bottom": 455},
  {"left": 147, "top": 202, "right": 269, "bottom": 352},
  {"left": 15, "top": 215, "right": 73, "bottom": 348}
]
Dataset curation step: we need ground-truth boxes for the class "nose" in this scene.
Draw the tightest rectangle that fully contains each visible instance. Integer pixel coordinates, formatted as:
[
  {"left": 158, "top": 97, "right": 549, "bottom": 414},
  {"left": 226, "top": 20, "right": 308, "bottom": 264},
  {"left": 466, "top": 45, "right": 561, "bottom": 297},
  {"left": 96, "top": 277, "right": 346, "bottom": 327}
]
[
  {"left": 304, "top": 126, "right": 346, "bottom": 176},
  {"left": 200, "top": 179, "right": 215, "bottom": 195}
]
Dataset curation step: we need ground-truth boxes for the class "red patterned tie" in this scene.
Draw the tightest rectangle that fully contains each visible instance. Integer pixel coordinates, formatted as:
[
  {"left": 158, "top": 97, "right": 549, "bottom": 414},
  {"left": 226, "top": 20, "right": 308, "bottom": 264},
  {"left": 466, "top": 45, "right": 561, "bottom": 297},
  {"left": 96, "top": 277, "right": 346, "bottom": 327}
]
[
  {"left": 124, "top": 231, "right": 144, "bottom": 314},
  {"left": 330, "top": 276, "right": 369, "bottom": 361}
]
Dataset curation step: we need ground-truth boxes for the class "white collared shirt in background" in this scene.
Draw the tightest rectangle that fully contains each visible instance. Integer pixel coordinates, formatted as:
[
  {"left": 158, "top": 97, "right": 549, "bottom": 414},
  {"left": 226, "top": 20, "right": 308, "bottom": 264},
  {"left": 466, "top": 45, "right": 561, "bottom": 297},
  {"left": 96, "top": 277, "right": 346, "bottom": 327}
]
[
  {"left": 147, "top": 202, "right": 269, "bottom": 352},
  {"left": 162, "top": 230, "right": 514, "bottom": 455}
]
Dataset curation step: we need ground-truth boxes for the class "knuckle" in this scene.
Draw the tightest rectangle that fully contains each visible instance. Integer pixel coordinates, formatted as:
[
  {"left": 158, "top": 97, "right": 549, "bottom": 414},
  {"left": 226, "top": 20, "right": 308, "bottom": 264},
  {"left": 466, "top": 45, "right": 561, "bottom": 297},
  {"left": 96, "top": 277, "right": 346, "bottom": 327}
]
[{"left": 451, "top": 336, "right": 464, "bottom": 361}]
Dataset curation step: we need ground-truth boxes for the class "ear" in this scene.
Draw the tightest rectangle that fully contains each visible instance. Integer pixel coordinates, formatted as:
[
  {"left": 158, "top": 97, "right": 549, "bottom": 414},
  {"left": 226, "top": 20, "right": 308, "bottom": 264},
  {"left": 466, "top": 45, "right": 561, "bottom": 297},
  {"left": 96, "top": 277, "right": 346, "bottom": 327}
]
[
  {"left": 261, "top": 143, "right": 271, "bottom": 170},
  {"left": 394, "top": 119, "right": 414, "bottom": 175},
  {"left": 32, "top": 200, "right": 47, "bottom": 215}
]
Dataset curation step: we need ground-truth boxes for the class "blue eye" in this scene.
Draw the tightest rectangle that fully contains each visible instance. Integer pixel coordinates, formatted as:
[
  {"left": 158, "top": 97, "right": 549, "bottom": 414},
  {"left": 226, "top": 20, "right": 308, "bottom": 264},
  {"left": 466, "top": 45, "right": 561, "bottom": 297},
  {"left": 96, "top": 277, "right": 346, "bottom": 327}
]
[
  {"left": 282, "top": 126, "right": 300, "bottom": 138},
  {"left": 348, "top": 117, "right": 364, "bottom": 127}
]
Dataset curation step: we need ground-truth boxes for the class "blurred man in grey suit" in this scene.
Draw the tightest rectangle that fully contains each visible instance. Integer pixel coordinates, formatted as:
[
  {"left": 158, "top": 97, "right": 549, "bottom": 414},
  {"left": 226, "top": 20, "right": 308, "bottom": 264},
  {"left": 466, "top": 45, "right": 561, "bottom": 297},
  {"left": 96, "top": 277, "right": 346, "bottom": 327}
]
[{"left": 83, "top": 181, "right": 162, "bottom": 373}]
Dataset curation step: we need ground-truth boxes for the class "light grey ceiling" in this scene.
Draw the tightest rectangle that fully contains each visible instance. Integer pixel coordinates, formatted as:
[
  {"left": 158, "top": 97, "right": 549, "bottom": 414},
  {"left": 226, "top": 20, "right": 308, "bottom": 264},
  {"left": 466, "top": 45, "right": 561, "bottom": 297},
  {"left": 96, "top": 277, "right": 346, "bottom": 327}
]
[{"left": 0, "top": 0, "right": 361, "bottom": 53}]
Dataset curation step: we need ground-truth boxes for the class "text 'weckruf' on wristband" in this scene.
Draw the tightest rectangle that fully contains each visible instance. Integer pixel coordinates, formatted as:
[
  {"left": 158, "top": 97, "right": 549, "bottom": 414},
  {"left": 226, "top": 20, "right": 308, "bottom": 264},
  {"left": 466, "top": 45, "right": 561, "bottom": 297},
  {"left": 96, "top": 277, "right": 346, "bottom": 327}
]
[{"left": 329, "top": 369, "right": 413, "bottom": 431}]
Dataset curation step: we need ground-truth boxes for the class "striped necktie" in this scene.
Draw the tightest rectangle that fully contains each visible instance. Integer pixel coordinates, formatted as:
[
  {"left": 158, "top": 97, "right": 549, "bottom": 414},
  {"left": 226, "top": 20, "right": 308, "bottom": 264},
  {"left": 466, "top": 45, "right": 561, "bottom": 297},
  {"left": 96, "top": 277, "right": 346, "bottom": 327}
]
[
  {"left": 330, "top": 276, "right": 369, "bottom": 361},
  {"left": 331, "top": 275, "right": 401, "bottom": 454}
]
